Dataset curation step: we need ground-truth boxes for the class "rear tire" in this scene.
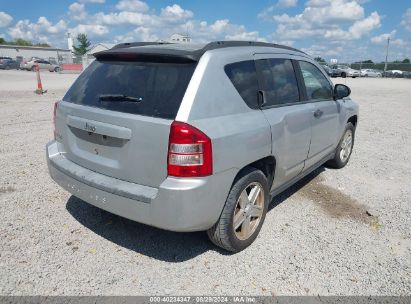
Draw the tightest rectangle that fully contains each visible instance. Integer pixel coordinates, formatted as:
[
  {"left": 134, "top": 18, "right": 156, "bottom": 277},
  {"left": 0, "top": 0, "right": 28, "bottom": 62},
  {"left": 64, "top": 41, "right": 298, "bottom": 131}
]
[
  {"left": 341, "top": 72, "right": 347, "bottom": 78},
  {"left": 326, "top": 123, "right": 355, "bottom": 169},
  {"left": 207, "top": 168, "right": 269, "bottom": 252}
]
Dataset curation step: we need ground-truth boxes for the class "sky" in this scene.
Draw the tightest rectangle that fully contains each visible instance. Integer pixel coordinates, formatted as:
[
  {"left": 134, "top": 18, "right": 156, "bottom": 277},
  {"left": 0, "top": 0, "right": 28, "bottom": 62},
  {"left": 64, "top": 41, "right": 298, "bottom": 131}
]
[{"left": 0, "top": 0, "right": 410, "bottom": 62}]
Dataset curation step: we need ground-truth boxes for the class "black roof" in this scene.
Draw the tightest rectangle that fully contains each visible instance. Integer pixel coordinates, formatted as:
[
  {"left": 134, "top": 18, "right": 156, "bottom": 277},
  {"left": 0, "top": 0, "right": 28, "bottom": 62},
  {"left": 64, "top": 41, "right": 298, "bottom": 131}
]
[{"left": 94, "top": 41, "right": 305, "bottom": 63}]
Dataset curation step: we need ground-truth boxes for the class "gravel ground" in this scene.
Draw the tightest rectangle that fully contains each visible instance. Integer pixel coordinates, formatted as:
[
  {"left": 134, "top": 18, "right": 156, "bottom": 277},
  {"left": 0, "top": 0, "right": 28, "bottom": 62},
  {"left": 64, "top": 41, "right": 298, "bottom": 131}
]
[{"left": 0, "top": 70, "right": 410, "bottom": 296}]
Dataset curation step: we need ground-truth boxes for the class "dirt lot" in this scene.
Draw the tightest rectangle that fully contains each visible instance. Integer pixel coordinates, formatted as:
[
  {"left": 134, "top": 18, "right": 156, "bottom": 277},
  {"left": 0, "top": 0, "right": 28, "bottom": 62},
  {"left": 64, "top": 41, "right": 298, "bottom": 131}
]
[{"left": 0, "top": 70, "right": 410, "bottom": 295}]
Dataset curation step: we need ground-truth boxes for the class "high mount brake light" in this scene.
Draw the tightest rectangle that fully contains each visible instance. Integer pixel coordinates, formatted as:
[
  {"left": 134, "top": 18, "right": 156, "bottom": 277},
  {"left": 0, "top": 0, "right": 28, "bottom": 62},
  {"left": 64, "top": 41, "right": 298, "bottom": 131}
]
[{"left": 167, "top": 121, "right": 212, "bottom": 177}]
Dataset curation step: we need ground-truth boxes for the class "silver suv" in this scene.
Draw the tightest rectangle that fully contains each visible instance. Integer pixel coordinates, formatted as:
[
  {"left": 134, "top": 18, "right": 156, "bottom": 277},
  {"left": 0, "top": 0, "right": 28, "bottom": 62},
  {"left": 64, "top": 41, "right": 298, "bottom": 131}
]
[{"left": 47, "top": 41, "right": 358, "bottom": 252}]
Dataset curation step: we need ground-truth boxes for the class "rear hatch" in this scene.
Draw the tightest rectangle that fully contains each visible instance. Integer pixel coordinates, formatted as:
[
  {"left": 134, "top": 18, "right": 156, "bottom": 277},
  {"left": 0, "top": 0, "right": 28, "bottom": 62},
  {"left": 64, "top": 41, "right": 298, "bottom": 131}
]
[{"left": 56, "top": 55, "right": 196, "bottom": 188}]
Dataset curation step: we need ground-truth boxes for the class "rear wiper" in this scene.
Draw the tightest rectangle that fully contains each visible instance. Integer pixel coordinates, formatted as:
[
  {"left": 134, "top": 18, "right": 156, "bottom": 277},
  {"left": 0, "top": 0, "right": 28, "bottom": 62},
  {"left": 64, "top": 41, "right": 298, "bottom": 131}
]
[{"left": 98, "top": 94, "right": 143, "bottom": 102}]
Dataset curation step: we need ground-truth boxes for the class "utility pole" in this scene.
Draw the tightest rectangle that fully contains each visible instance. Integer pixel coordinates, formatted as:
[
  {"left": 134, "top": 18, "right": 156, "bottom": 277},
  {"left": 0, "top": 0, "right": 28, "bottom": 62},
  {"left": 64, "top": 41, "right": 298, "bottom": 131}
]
[{"left": 384, "top": 37, "right": 390, "bottom": 74}]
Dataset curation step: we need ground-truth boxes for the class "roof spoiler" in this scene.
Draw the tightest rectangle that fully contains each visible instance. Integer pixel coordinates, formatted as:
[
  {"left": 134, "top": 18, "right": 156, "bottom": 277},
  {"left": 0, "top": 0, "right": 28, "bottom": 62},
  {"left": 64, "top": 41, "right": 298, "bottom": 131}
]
[
  {"left": 94, "top": 50, "right": 198, "bottom": 64},
  {"left": 111, "top": 42, "right": 172, "bottom": 50},
  {"left": 94, "top": 40, "right": 305, "bottom": 63}
]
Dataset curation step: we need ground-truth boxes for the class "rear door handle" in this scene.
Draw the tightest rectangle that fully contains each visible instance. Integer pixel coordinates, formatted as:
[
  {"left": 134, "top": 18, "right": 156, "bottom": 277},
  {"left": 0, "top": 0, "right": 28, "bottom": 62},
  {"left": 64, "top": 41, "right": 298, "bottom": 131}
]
[{"left": 313, "top": 109, "right": 323, "bottom": 118}]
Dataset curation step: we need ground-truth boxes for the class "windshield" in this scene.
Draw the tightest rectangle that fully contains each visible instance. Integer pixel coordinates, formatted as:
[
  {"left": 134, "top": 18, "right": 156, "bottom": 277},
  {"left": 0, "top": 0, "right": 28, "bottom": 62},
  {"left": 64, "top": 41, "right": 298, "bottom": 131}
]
[{"left": 63, "top": 60, "right": 196, "bottom": 119}]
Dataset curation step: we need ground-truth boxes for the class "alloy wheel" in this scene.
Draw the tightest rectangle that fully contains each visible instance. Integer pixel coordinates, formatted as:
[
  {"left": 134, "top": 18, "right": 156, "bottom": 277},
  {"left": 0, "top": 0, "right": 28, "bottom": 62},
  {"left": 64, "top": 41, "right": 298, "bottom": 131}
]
[
  {"left": 233, "top": 182, "right": 265, "bottom": 240},
  {"left": 340, "top": 129, "right": 353, "bottom": 162}
]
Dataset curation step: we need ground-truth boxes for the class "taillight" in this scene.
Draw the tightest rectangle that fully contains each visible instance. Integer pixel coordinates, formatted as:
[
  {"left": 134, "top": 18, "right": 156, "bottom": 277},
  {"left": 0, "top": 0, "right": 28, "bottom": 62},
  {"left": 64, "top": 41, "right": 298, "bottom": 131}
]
[
  {"left": 53, "top": 101, "right": 59, "bottom": 139},
  {"left": 168, "top": 121, "right": 212, "bottom": 177}
]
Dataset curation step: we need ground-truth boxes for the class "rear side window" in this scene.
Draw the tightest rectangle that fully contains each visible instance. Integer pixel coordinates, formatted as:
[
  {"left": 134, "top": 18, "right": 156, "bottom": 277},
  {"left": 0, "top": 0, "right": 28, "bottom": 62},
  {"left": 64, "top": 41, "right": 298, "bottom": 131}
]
[
  {"left": 63, "top": 60, "right": 195, "bottom": 119},
  {"left": 256, "top": 58, "right": 300, "bottom": 107},
  {"left": 224, "top": 61, "right": 259, "bottom": 109}
]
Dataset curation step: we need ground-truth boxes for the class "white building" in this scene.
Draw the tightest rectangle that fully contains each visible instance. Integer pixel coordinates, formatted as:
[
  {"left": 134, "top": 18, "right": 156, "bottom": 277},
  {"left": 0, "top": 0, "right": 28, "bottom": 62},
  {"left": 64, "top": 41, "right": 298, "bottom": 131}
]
[
  {"left": 83, "top": 43, "right": 115, "bottom": 68},
  {"left": 169, "top": 34, "right": 191, "bottom": 43},
  {"left": 0, "top": 44, "right": 72, "bottom": 63},
  {"left": 87, "top": 43, "right": 115, "bottom": 55}
]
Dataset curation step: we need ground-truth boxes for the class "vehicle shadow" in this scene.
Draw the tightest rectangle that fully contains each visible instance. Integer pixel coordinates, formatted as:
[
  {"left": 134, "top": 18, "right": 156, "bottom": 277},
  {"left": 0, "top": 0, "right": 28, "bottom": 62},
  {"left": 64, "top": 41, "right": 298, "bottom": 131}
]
[
  {"left": 268, "top": 166, "right": 325, "bottom": 211},
  {"left": 66, "top": 166, "right": 325, "bottom": 262},
  {"left": 65, "top": 195, "right": 228, "bottom": 262}
]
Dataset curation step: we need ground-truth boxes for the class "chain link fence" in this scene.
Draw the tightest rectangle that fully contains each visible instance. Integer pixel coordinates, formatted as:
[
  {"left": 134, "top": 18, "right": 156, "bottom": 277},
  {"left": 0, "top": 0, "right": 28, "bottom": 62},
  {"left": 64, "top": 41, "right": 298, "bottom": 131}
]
[
  {"left": 355, "top": 63, "right": 411, "bottom": 78},
  {"left": 322, "top": 61, "right": 411, "bottom": 78}
]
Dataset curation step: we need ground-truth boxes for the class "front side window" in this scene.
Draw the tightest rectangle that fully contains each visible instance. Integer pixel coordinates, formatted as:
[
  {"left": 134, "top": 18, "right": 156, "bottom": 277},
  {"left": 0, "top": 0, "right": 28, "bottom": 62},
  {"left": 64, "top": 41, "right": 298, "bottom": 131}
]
[
  {"left": 224, "top": 60, "right": 259, "bottom": 109},
  {"left": 299, "top": 61, "right": 333, "bottom": 100},
  {"left": 256, "top": 58, "right": 300, "bottom": 107}
]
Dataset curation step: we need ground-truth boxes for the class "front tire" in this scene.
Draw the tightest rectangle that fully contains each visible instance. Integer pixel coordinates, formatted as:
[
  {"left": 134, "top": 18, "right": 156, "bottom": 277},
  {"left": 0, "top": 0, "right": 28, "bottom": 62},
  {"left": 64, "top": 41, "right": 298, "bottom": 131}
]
[
  {"left": 326, "top": 123, "right": 355, "bottom": 169},
  {"left": 207, "top": 168, "right": 269, "bottom": 252},
  {"left": 341, "top": 72, "right": 347, "bottom": 78}
]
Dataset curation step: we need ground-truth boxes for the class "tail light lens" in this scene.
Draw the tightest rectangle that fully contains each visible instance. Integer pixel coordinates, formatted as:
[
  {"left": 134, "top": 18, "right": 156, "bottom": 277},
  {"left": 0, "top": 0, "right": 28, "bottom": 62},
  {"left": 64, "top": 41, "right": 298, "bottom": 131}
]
[
  {"left": 168, "top": 121, "right": 212, "bottom": 177},
  {"left": 53, "top": 101, "right": 59, "bottom": 140}
]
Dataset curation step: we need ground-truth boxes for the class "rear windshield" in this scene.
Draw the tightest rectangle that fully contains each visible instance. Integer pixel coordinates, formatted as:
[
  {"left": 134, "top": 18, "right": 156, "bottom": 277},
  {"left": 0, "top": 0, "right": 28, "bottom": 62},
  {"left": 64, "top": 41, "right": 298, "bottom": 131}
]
[{"left": 63, "top": 60, "right": 195, "bottom": 119}]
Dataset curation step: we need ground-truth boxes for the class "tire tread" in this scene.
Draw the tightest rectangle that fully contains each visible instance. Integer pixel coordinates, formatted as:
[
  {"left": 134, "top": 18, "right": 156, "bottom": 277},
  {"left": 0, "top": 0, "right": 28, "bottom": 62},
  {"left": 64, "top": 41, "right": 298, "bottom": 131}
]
[{"left": 207, "top": 167, "right": 268, "bottom": 252}]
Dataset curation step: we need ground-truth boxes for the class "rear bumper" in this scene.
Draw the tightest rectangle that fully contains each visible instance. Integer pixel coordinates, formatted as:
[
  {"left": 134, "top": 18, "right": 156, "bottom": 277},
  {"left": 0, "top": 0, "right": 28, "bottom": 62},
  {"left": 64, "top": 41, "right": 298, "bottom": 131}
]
[{"left": 47, "top": 140, "right": 236, "bottom": 232}]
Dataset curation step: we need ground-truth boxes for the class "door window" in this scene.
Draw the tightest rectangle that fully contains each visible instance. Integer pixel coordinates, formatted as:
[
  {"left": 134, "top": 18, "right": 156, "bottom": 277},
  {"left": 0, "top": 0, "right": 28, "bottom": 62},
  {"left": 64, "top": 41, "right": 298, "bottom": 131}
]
[
  {"left": 256, "top": 58, "right": 300, "bottom": 107},
  {"left": 299, "top": 61, "right": 333, "bottom": 100}
]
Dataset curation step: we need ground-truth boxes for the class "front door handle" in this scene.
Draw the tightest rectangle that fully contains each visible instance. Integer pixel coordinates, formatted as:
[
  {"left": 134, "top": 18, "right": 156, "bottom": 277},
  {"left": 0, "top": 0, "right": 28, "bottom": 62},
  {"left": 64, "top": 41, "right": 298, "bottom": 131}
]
[{"left": 313, "top": 109, "right": 323, "bottom": 118}]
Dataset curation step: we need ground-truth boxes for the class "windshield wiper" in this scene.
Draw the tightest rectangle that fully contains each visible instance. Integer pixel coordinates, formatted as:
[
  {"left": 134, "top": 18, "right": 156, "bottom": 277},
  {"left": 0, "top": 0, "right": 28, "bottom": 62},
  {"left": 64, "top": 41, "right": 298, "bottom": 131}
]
[{"left": 98, "top": 94, "right": 143, "bottom": 102}]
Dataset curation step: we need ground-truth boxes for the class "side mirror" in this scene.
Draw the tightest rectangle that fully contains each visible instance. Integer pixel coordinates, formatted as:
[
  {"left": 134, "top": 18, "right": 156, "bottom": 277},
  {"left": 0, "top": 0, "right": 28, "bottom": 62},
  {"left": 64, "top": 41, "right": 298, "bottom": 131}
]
[{"left": 334, "top": 84, "right": 351, "bottom": 100}]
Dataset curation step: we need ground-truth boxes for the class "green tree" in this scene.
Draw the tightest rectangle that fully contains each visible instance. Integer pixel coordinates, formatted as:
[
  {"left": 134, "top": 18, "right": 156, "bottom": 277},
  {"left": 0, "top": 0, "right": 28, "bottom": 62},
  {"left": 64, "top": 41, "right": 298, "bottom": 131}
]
[
  {"left": 402, "top": 58, "right": 410, "bottom": 64},
  {"left": 0, "top": 37, "right": 6, "bottom": 44},
  {"left": 73, "top": 33, "right": 91, "bottom": 56},
  {"left": 13, "top": 38, "right": 33, "bottom": 46},
  {"left": 314, "top": 57, "right": 326, "bottom": 63}
]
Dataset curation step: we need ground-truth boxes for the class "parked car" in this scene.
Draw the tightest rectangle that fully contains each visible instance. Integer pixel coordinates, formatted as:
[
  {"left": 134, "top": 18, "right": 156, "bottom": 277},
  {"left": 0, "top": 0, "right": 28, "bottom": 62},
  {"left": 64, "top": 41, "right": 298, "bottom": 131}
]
[
  {"left": 331, "top": 64, "right": 360, "bottom": 78},
  {"left": 402, "top": 71, "right": 411, "bottom": 79},
  {"left": 0, "top": 59, "right": 20, "bottom": 70},
  {"left": 0, "top": 56, "right": 12, "bottom": 68},
  {"left": 322, "top": 65, "right": 341, "bottom": 77},
  {"left": 20, "top": 59, "right": 61, "bottom": 72},
  {"left": 382, "top": 70, "right": 405, "bottom": 78},
  {"left": 47, "top": 41, "right": 358, "bottom": 252},
  {"left": 360, "top": 69, "right": 382, "bottom": 77}
]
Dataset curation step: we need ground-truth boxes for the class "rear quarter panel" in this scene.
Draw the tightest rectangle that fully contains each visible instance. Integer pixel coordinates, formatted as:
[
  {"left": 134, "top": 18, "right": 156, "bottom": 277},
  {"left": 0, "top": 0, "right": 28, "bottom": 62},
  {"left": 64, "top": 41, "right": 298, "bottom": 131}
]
[{"left": 177, "top": 49, "right": 272, "bottom": 176}]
